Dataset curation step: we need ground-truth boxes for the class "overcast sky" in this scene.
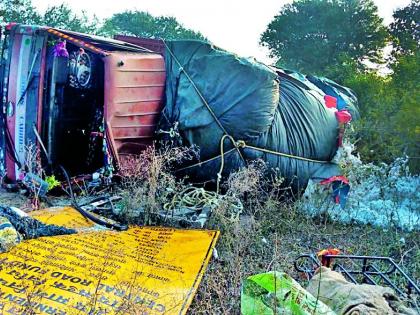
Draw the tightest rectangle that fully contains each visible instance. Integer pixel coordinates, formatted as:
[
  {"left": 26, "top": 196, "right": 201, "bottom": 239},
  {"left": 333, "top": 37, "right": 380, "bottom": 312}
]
[{"left": 32, "top": 0, "right": 411, "bottom": 63}]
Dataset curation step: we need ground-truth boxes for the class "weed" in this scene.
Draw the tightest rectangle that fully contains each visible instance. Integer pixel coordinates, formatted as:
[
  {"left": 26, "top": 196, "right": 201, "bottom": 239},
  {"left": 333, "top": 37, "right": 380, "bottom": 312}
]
[{"left": 117, "top": 144, "right": 197, "bottom": 225}]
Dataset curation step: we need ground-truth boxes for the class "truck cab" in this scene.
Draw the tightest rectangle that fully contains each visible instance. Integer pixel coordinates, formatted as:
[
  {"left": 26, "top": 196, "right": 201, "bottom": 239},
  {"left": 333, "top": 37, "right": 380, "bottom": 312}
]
[{"left": 0, "top": 24, "right": 165, "bottom": 184}]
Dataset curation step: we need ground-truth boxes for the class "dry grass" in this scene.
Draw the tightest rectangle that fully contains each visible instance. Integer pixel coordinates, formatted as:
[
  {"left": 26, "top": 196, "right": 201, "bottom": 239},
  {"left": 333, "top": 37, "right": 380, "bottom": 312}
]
[{"left": 116, "top": 145, "right": 197, "bottom": 224}]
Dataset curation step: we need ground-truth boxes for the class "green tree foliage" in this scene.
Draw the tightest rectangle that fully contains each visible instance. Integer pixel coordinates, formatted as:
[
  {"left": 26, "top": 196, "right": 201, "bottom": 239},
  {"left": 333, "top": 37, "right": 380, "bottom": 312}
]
[
  {"left": 100, "top": 10, "right": 205, "bottom": 40},
  {"left": 260, "top": 0, "right": 388, "bottom": 76},
  {"left": 389, "top": 52, "right": 420, "bottom": 172},
  {"left": 344, "top": 1, "right": 420, "bottom": 172},
  {"left": 261, "top": 0, "right": 419, "bottom": 172},
  {"left": 346, "top": 54, "right": 419, "bottom": 172},
  {"left": 0, "top": 0, "right": 40, "bottom": 24},
  {"left": 390, "top": 0, "right": 419, "bottom": 56},
  {"left": 41, "top": 4, "right": 99, "bottom": 34},
  {"left": 345, "top": 74, "right": 400, "bottom": 164},
  {"left": 0, "top": 1, "right": 98, "bottom": 33}
]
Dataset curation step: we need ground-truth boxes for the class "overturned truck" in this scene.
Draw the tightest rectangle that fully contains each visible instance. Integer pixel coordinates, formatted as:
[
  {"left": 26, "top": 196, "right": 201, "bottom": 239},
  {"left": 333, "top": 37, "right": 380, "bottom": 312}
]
[
  {"left": 0, "top": 24, "right": 359, "bottom": 204},
  {"left": 0, "top": 24, "right": 166, "bottom": 182}
]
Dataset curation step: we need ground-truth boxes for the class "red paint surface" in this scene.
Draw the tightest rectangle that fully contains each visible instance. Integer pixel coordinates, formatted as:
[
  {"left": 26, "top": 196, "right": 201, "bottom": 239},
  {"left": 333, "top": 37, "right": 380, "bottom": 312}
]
[{"left": 104, "top": 52, "right": 166, "bottom": 164}]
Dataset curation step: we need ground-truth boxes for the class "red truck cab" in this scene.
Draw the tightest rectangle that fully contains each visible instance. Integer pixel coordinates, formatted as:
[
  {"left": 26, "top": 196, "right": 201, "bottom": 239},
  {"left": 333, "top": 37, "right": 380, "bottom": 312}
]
[{"left": 0, "top": 24, "right": 165, "bottom": 183}]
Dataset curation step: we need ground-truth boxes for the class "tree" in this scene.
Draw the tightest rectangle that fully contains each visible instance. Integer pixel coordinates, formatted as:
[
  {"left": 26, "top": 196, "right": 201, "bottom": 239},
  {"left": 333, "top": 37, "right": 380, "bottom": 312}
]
[
  {"left": 390, "top": 52, "right": 420, "bottom": 172},
  {"left": 0, "top": 1, "right": 98, "bottom": 34},
  {"left": 100, "top": 11, "right": 205, "bottom": 41},
  {"left": 0, "top": 0, "right": 40, "bottom": 24},
  {"left": 390, "top": 0, "right": 419, "bottom": 57},
  {"left": 260, "top": 0, "right": 388, "bottom": 77},
  {"left": 40, "top": 4, "right": 99, "bottom": 34},
  {"left": 345, "top": 53, "right": 420, "bottom": 173},
  {"left": 387, "top": 1, "right": 420, "bottom": 171}
]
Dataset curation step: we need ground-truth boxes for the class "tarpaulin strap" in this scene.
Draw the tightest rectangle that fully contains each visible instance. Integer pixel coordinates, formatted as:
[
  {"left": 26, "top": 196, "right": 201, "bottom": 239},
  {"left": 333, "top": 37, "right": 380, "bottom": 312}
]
[
  {"left": 175, "top": 148, "right": 237, "bottom": 173},
  {"left": 161, "top": 40, "right": 246, "bottom": 165},
  {"left": 162, "top": 40, "right": 228, "bottom": 134},
  {"left": 217, "top": 135, "right": 328, "bottom": 192},
  {"left": 217, "top": 135, "right": 240, "bottom": 192},
  {"left": 236, "top": 140, "right": 329, "bottom": 164},
  {"left": 176, "top": 136, "right": 329, "bottom": 191}
]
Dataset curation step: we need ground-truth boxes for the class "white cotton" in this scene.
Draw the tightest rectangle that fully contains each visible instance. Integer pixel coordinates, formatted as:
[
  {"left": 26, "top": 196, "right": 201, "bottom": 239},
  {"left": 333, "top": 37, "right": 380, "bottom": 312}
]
[{"left": 299, "top": 142, "right": 420, "bottom": 231}]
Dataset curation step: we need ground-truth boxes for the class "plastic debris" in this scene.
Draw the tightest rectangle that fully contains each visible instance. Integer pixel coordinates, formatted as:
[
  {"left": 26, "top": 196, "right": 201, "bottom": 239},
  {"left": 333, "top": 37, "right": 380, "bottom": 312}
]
[
  {"left": 241, "top": 271, "right": 335, "bottom": 314},
  {"left": 22, "top": 173, "right": 49, "bottom": 197}
]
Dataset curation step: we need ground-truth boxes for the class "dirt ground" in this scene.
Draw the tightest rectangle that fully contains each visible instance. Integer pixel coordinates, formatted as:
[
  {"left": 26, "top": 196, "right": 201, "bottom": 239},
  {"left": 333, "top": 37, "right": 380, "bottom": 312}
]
[{"left": 0, "top": 189, "right": 32, "bottom": 210}]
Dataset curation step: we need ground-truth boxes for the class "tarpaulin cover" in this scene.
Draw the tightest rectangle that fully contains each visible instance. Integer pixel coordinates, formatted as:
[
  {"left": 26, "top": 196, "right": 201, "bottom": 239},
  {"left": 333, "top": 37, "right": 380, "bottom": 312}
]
[
  {"left": 160, "top": 41, "right": 359, "bottom": 191},
  {"left": 306, "top": 75, "right": 359, "bottom": 118}
]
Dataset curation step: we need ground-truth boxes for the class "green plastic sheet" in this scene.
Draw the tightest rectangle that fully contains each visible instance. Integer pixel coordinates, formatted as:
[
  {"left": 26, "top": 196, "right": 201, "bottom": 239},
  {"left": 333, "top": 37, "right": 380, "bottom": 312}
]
[{"left": 241, "top": 271, "right": 336, "bottom": 315}]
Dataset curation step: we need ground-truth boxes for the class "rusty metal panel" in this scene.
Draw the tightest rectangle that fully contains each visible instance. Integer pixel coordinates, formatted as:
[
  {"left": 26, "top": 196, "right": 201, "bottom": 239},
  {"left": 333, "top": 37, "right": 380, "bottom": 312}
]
[{"left": 104, "top": 52, "right": 166, "bottom": 163}]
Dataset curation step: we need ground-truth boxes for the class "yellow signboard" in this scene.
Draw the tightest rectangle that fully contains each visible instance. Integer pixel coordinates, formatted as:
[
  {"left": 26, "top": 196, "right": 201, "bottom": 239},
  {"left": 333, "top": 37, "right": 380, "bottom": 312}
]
[
  {"left": 0, "top": 208, "right": 219, "bottom": 314},
  {"left": 31, "top": 206, "right": 96, "bottom": 229}
]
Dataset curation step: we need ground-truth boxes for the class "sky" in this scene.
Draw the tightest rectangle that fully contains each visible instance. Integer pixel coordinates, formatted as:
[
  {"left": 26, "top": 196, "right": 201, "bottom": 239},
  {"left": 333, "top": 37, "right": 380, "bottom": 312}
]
[{"left": 32, "top": 0, "right": 411, "bottom": 63}]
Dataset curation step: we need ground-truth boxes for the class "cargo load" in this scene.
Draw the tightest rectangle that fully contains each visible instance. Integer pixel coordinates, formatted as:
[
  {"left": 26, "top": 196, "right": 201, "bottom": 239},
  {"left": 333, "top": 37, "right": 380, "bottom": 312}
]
[{"left": 158, "top": 41, "right": 358, "bottom": 202}]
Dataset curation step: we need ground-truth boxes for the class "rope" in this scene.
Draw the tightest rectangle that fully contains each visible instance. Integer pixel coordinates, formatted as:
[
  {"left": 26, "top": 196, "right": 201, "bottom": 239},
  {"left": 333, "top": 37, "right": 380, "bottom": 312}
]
[
  {"left": 162, "top": 40, "right": 228, "bottom": 135},
  {"left": 236, "top": 141, "right": 329, "bottom": 164},
  {"left": 163, "top": 187, "right": 219, "bottom": 212},
  {"left": 217, "top": 134, "right": 241, "bottom": 193},
  {"left": 177, "top": 136, "right": 328, "bottom": 193},
  {"left": 163, "top": 186, "right": 243, "bottom": 222},
  {"left": 176, "top": 148, "right": 237, "bottom": 173}
]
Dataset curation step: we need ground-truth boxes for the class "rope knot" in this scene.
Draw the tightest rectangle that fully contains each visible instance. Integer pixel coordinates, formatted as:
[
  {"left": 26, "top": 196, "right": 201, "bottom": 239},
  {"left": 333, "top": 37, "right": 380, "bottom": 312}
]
[{"left": 236, "top": 140, "right": 246, "bottom": 148}]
